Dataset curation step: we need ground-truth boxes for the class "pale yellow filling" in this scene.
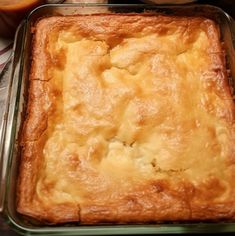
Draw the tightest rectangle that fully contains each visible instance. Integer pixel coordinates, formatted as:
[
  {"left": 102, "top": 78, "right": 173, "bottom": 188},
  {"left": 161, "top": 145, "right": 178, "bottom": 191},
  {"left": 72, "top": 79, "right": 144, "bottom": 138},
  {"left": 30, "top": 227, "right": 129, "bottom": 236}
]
[{"left": 36, "top": 29, "right": 233, "bottom": 205}]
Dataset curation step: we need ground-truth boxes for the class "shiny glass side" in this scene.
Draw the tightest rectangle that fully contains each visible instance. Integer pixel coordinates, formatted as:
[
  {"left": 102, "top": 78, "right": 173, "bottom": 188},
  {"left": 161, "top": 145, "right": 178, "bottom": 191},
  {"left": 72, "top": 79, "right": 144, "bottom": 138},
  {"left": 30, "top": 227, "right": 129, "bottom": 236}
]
[
  {"left": 1, "top": 4, "right": 235, "bottom": 235},
  {"left": 0, "top": 21, "right": 26, "bottom": 212}
]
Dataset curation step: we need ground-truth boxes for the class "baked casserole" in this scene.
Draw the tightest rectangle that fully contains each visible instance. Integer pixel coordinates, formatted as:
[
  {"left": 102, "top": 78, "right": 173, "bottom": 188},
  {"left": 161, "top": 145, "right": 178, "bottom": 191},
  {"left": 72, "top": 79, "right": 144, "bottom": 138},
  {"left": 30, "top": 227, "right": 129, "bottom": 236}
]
[{"left": 17, "top": 14, "right": 235, "bottom": 224}]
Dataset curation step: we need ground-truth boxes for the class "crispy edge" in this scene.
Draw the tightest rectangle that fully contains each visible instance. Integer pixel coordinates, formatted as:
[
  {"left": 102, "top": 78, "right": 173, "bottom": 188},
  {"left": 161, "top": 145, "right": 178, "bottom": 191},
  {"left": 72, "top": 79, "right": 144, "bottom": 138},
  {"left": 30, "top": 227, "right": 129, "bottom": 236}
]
[{"left": 17, "top": 18, "right": 80, "bottom": 223}]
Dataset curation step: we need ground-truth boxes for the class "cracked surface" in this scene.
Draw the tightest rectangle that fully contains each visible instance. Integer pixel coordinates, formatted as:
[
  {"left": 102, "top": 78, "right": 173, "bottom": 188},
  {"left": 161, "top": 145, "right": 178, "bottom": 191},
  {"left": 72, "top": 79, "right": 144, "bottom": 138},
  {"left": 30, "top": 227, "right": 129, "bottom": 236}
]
[{"left": 17, "top": 14, "right": 235, "bottom": 224}]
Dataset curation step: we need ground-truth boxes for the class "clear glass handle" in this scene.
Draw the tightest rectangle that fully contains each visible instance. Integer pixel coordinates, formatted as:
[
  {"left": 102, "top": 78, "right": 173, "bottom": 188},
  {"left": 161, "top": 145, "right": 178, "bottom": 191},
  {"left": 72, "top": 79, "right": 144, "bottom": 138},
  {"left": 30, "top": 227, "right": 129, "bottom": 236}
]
[
  {"left": 0, "top": 22, "right": 25, "bottom": 213},
  {"left": 0, "top": 58, "right": 12, "bottom": 212}
]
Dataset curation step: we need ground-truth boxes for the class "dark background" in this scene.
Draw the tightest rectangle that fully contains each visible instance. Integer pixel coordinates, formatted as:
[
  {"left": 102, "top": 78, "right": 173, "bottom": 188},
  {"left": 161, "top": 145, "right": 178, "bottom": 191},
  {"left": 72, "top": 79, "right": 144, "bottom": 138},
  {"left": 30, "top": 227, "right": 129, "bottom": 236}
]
[{"left": 0, "top": 0, "right": 235, "bottom": 235}]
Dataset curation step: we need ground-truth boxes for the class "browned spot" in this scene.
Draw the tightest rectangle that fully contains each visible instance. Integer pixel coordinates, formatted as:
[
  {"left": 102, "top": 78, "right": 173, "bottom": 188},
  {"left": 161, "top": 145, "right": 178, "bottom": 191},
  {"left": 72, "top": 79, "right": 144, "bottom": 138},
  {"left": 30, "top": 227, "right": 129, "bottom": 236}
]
[
  {"left": 87, "top": 142, "right": 107, "bottom": 163},
  {"left": 72, "top": 104, "right": 84, "bottom": 114},
  {"left": 150, "top": 158, "right": 157, "bottom": 168},
  {"left": 125, "top": 196, "right": 138, "bottom": 206},
  {"left": 184, "top": 181, "right": 195, "bottom": 198},
  {"left": 68, "top": 154, "right": 80, "bottom": 171},
  {"left": 151, "top": 181, "right": 167, "bottom": 193},
  {"left": 157, "top": 27, "right": 170, "bottom": 36},
  {"left": 123, "top": 196, "right": 143, "bottom": 211},
  {"left": 193, "top": 176, "right": 226, "bottom": 201},
  {"left": 106, "top": 35, "right": 126, "bottom": 48},
  {"left": 207, "top": 126, "right": 216, "bottom": 139},
  {"left": 40, "top": 181, "right": 56, "bottom": 195},
  {"left": 53, "top": 48, "right": 67, "bottom": 70}
]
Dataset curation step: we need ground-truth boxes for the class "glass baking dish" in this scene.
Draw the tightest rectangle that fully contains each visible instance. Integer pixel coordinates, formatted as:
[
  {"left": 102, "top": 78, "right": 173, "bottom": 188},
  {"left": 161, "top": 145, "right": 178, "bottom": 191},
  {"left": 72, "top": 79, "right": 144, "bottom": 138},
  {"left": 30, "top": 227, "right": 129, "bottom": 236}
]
[{"left": 0, "top": 3, "right": 235, "bottom": 235}]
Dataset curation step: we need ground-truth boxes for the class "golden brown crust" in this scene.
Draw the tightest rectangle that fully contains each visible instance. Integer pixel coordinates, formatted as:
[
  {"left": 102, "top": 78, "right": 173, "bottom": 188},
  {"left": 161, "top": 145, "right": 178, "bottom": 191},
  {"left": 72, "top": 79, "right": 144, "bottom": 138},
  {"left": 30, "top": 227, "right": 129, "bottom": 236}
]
[{"left": 17, "top": 14, "right": 235, "bottom": 224}]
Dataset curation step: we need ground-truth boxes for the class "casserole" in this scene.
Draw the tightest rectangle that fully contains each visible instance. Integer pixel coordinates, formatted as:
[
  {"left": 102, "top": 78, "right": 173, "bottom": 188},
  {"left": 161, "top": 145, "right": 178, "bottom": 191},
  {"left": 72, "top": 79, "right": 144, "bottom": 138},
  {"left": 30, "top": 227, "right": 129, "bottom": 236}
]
[
  {"left": 1, "top": 4, "right": 235, "bottom": 235},
  {"left": 18, "top": 13, "right": 235, "bottom": 224}
]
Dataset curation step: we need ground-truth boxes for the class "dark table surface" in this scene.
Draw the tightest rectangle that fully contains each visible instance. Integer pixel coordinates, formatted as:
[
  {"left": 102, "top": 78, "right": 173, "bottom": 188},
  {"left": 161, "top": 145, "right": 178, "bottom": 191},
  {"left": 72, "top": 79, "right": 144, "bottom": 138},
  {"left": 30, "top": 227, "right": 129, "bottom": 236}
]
[{"left": 0, "top": 0, "right": 235, "bottom": 235}]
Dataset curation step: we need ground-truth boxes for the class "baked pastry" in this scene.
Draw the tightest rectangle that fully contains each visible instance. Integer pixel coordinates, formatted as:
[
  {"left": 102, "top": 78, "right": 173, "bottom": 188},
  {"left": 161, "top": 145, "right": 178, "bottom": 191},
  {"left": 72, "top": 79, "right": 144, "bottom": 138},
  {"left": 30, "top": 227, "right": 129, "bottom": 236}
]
[{"left": 17, "top": 14, "right": 235, "bottom": 224}]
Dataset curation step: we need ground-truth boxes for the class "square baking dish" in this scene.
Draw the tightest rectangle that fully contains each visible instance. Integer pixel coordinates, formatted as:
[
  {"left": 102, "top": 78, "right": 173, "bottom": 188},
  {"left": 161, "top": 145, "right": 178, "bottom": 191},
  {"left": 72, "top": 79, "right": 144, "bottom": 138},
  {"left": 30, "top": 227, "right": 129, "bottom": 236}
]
[{"left": 0, "top": 3, "right": 235, "bottom": 235}]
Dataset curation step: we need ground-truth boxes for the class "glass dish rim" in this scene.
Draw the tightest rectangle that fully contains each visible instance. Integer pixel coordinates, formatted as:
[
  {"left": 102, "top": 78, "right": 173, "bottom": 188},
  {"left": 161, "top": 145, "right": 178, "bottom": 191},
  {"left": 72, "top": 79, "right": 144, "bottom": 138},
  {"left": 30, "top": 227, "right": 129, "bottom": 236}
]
[{"left": 2, "top": 3, "right": 235, "bottom": 235}]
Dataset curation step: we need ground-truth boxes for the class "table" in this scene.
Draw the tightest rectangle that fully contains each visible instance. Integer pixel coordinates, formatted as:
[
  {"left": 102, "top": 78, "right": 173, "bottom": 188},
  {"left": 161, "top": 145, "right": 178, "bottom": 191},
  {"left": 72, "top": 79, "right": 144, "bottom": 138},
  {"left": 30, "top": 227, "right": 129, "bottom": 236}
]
[{"left": 0, "top": 0, "right": 235, "bottom": 235}]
